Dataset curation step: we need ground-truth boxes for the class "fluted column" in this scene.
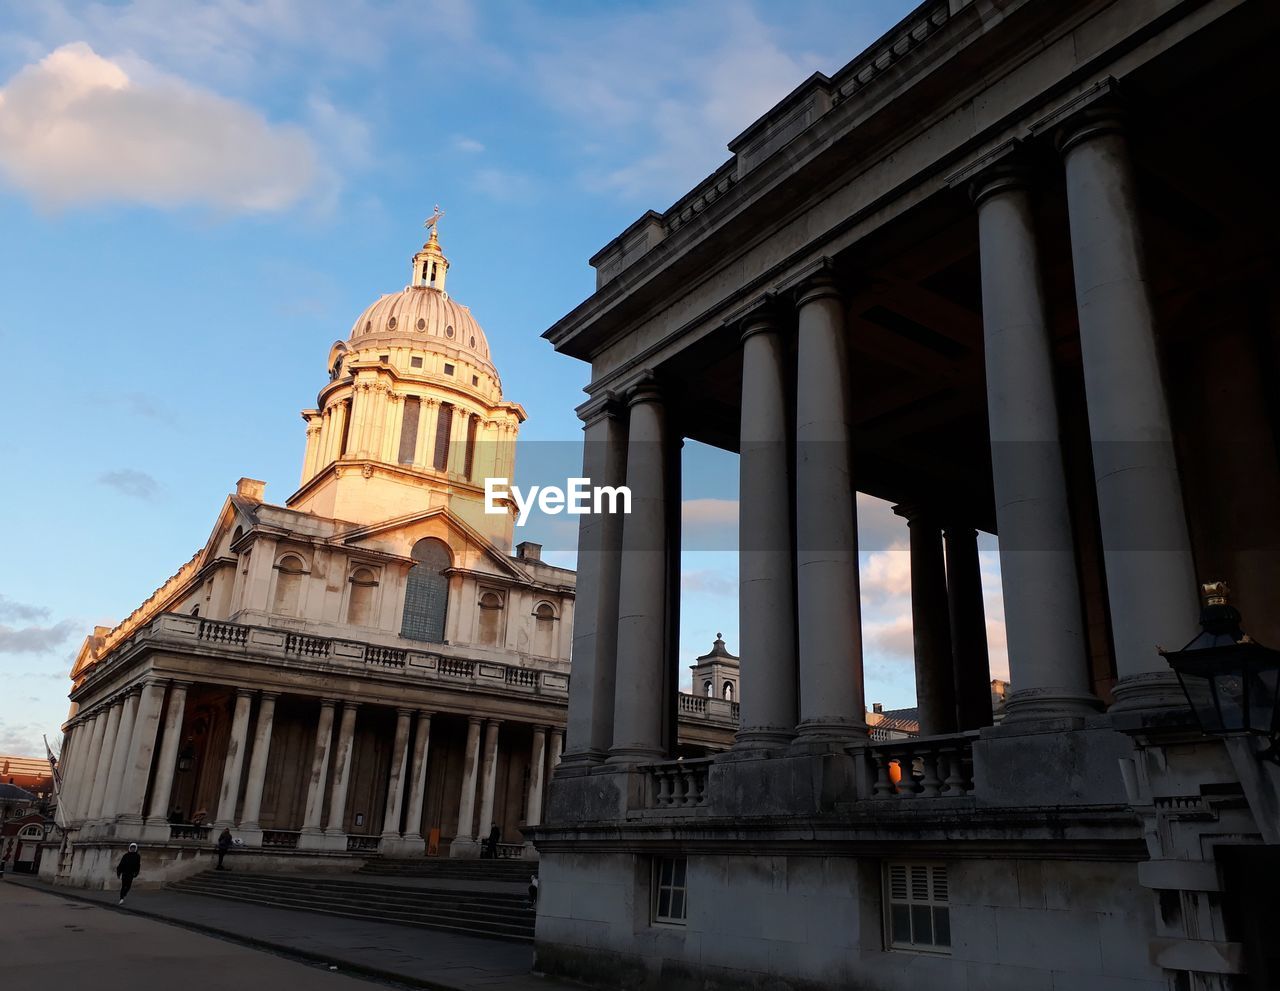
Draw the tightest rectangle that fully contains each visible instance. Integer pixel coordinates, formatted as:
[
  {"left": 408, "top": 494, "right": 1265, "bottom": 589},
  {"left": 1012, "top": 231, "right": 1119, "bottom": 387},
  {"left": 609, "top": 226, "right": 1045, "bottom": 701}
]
[
  {"left": 381, "top": 708, "right": 414, "bottom": 838},
  {"left": 145, "top": 681, "right": 190, "bottom": 828},
  {"left": 946, "top": 527, "right": 993, "bottom": 730},
  {"left": 1056, "top": 98, "right": 1197, "bottom": 710},
  {"left": 526, "top": 725, "right": 548, "bottom": 829},
  {"left": 322, "top": 701, "right": 359, "bottom": 846},
  {"left": 213, "top": 689, "right": 254, "bottom": 828},
  {"left": 101, "top": 688, "right": 140, "bottom": 820},
  {"left": 451, "top": 716, "right": 483, "bottom": 857},
  {"left": 609, "top": 380, "right": 671, "bottom": 763},
  {"left": 896, "top": 507, "right": 957, "bottom": 736},
  {"left": 562, "top": 397, "right": 627, "bottom": 767},
  {"left": 70, "top": 713, "right": 107, "bottom": 823},
  {"left": 403, "top": 711, "right": 433, "bottom": 843},
  {"left": 962, "top": 153, "right": 1099, "bottom": 720},
  {"left": 85, "top": 701, "right": 122, "bottom": 822},
  {"left": 736, "top": 302, "right": 797, "bottom": 748},
  {"left": 237, "top": 691, "right": 279, "bottom": 839},
  {"left": 794, "top": 270, "right": 866, "bottom": 741},
  {"left": 476, "top": 719, "right": 502, "bottom": 839},
  {"left": 300, "top": 699, "right": 337, "bottom": 840},
  {"left": 117, "top": 680, "right": 168, "bottom": 826}
]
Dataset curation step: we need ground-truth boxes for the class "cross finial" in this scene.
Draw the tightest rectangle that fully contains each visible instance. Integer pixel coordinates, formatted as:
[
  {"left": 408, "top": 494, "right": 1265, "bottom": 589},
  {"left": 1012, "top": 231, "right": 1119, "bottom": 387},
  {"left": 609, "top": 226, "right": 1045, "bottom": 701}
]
[
  {"left": 425, "top": 204, "right": 445, "bottom": 234},
  {"left": 716, "top": 632, "right": 722, "bottom": 640}
]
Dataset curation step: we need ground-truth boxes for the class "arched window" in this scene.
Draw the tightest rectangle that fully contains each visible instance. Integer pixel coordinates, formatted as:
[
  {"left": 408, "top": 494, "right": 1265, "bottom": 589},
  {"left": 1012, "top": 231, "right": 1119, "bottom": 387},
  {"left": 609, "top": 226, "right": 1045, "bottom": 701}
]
[
  {"left": 346, "top": 566, "right": 378, "bottom": 626},
  {"left": 19, "top": 824, "right": 43, "bottom": 839},
  {"left": 272, "top": 554, "right": 306, "bottom": 616},
  {"left": 723, "top": 681, "right": 734, "bottom": 702},
  {"left": 478, "top": 591, "right": 504, "bottom": 646},
  {"left": 401, "top": 539, "right": 451, "bottom": 642},
  {"left": 533, "top": 602, "right": 556, "bottom": 656},
  {"left": 704, "top": 680, "right": 713, "bottom": 697}
]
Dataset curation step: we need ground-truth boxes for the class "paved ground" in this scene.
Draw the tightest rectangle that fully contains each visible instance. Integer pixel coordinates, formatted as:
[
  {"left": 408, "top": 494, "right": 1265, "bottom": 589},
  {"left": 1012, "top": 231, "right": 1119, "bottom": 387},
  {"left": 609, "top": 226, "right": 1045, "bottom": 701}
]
[
  {"left": 0, "top": 882, "right": 385, "bottom": 989},
  {"left": 5, "top": 875, "right": 586, "bottom": 991}
]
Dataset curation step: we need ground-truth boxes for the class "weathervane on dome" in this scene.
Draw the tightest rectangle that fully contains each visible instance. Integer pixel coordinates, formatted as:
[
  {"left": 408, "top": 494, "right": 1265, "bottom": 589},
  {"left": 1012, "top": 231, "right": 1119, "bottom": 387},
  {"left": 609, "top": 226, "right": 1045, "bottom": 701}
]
[{"left": 425, "top": 205, "right": 445, "bottom": 236}]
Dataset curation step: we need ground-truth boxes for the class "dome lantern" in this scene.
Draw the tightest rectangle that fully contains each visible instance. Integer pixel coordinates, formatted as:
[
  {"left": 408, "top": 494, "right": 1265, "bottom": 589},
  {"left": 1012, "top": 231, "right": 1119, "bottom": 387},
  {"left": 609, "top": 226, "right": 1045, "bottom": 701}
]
[{"left": 412, "top": 206, "right": 450, "bottom": 293}]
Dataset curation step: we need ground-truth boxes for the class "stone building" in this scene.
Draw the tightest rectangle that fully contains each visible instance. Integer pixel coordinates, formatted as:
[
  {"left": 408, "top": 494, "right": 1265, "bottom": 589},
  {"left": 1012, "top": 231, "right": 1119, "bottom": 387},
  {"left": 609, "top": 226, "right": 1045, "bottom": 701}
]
[{"left": 535, "top": 1, "right": 1280, "bottom": 990}]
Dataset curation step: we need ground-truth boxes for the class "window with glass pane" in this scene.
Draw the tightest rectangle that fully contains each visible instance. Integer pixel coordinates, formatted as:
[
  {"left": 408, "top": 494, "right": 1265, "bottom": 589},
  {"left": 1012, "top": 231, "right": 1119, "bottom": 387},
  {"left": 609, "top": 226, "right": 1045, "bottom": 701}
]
[
  {"left": 652, "top": 856, "right": 688, "bottom": 925},
  {"left": 885, "top": 863, "right": 950, "bottom": 953}
]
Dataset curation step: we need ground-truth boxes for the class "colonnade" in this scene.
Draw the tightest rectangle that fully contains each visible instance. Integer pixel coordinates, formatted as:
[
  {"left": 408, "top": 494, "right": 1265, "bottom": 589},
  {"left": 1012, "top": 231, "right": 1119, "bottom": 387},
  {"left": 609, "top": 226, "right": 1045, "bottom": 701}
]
[
  {"left": 562, "top": 95, "right": 1198, "bottom": 766},
  {"left": 59, "top": 681, "right": 565, "bottom": 856}
]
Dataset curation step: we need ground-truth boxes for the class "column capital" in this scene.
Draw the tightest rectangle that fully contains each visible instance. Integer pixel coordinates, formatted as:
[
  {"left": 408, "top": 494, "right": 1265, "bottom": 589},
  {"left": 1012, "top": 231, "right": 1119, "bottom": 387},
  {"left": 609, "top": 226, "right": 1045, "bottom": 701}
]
[
  {"left": 395, "top": 706, "right": 415, "bottom": 718},
  {"left": 789, "top": 257, "right": 840, "bottom": 308},
  {"left": 892, "top": 502, "right": 943, "bottom": 527},
  {"left": 234, "top": 687, "right": 256, "bottom": 700},
  {"left": 416, "top": 709, "right": 433, "bottom": 721},
  {"left": 340, "top": 699, "right": 360, "bottom": 711},
  {"left": 485, "top": 717, "right": 504, "bottom": 729},
  {"left": 725, "top": 292, "right": 782, "bottom": 341},
  {"left": 258, "top": 689, "right": 280, "bottom": 702},
  {"left": 319, "top": 697, "right": 338, "bottom": 710},
  {"left": 1028, "top": 76, "right": 1125, "bottom": 156},
  {"left": 945, "top": 138, "right": 1039, "bottom": 207},
  {"left": 624, "top": 371, "right": 664, "bottom": 408},
  {"left": 466, "top": 714, "right": 483, "bottom": 727},
  {"left": 577, "top": 391, "right": 624, "bottom": 427},
  {"left": 169, "top": 679, "right": 194, "bottom": 691}
]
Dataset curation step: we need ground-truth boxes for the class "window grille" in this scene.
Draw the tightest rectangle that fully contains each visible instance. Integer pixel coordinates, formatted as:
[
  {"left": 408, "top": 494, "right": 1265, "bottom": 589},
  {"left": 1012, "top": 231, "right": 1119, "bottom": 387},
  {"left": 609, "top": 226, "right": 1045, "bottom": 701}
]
[{"left": 885, "top": 863, "right": 950, "bottom": 953}]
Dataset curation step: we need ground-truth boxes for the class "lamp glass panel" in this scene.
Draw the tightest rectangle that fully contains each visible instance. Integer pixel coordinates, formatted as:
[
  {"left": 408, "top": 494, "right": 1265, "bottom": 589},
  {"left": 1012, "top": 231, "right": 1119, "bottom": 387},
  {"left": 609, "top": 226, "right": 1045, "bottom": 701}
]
[
  {"left": 1178, "top": 671, "right": 1223, "bottom": 733},
  {"left": 1247, "top": 666, "right": 1280, "bottom": 735},
  {"left": 1212, "top": 671, "right": 1247, "bottom": 732}
]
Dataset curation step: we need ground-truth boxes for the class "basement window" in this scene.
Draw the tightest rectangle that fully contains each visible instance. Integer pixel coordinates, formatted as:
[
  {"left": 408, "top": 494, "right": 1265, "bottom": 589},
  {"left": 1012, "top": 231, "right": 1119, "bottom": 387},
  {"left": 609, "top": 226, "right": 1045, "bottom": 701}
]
[
  {"left": 885, "top": 863, "right": 950, "bottom": 953},
  {"left": 652, "top": 856, "right": 688, "bottom": 926}
]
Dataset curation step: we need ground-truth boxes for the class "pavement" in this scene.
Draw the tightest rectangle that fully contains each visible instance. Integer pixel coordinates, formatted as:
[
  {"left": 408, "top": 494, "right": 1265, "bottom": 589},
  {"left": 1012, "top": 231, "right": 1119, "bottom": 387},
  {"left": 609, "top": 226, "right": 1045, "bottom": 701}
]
[{"left": 3, "top": 875, "right": 590, "bottom": 991}]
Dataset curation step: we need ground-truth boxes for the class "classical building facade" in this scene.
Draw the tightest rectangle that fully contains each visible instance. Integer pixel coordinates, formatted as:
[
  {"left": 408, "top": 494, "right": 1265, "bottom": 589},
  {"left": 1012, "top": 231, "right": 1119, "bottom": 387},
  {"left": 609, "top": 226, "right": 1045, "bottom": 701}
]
[{"left": 535, "top": 1, "right": 1280, "bottom": 990}]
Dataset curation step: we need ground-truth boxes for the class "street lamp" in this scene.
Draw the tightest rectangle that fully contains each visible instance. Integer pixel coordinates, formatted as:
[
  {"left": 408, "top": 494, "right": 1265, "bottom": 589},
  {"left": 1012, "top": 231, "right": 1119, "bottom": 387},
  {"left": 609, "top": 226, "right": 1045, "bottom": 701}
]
[{"left": 1160, "top": 582, "right": 1280, "bottom": 763}]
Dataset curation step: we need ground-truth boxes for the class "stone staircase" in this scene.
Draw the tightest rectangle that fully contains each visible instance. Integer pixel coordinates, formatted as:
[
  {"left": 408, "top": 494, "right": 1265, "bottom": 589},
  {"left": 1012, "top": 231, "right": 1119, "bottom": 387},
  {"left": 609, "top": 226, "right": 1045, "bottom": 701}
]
[
  {"left": 169, "top": 871, "right": 535, "bottom": 942},
  {"left": 357, "top": 857, "right": 536, "bottom": 883}
]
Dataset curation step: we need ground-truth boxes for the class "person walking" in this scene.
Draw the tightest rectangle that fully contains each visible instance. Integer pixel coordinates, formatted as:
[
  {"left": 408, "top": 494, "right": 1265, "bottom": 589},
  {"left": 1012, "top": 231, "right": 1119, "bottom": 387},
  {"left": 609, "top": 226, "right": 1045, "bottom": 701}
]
[
  {"left": 116, "top": 843, "right": 141, "bottom": 904},
  {"left": 216, "top": 827, "right": 233, "bottom": 870}
]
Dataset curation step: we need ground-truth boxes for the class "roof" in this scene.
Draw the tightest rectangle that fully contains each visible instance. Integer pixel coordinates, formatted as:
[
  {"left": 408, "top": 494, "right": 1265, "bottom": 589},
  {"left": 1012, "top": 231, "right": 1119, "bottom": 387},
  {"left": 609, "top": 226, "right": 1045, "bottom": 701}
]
[
  {"left": 0, "top": 782, "right": 37, "bottom": 802},
  {"left": 349, "top": 287, "right": 494, "bottom": 372}
]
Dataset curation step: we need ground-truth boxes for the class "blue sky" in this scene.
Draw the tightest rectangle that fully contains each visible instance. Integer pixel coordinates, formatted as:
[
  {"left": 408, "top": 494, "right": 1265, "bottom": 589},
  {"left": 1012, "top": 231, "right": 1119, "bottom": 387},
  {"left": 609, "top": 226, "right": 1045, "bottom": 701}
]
[{"left": 0, "top": 0, "right": 1007, "bottom": 757}]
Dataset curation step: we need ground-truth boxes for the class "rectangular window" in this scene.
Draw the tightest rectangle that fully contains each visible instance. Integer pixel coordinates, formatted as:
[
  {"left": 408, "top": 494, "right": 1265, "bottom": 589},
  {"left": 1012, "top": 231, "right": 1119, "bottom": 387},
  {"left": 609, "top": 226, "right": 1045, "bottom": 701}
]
[
  {"left": 443, "top": 363, "right": 455, "bottom": 376},
  {"left": 398, "top": 396, "right": 421, "bottom": 464},
  {"left": 379, "top": 354, "right": 389, "bottom": 363},
  {"left": 652, "top": 856, "right": 688, "bottom": 925},
  {"left": 338, "top": 400, "right": 352, "bottom": 456},
  {"left": 885, "top": 863, "right": 950, "bottom": 954},
  {"left": 471, "top": 374, "right": 479, "bottom": 386},
  {"left": 463, "top": 415, "right": 478, "bottom": 479},
  {"left": 411, "top": 356, "right": 423, "bottom": 369},
  {"left": 433, "top": 403, "right": 454, "bottom": 471}
]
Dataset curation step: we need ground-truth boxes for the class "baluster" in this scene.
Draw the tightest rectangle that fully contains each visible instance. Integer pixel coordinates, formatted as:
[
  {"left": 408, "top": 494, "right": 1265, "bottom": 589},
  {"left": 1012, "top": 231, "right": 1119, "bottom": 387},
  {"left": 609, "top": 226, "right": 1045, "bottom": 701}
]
[
  {"left": 654, "top": 768, "right": 672, "bottom": 807},
  {"left": 918, "top": 747, "right": 943, "bottom": 798},
  {"left": 895, "top": 749, "right": 921, "bottom": 797},
  {"left": 872, "top": 750, "right": 895, "bottom": 798},
  {"left": 942, "top": 745, "right": 967, "bottom": 797},
  {"left": 671, "top": 768, "right": 689, "bottom": 808}
]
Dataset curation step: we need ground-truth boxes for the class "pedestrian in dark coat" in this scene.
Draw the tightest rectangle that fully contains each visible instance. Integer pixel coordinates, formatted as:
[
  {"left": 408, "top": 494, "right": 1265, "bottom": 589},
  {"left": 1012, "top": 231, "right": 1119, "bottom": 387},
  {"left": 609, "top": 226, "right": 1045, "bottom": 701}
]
[
  {"left": 216, "top": 828, "right": 233, "bottom": 870},
  {"left": 116, "top": 843, "right": 141, "bottom": 904}
]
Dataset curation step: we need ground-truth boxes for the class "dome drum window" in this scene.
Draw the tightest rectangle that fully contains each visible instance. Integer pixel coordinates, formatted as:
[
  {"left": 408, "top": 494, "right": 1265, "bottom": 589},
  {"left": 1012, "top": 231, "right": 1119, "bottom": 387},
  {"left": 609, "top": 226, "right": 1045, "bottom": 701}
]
[
  {"left": 417, "top": 318, "right": 426, "bottom": 331},
  {"left": 445, "top": 324, "right": 455, "bottom": 338},
  {"left": 387, "top": 316, "right": 398, "bottom": 330}
]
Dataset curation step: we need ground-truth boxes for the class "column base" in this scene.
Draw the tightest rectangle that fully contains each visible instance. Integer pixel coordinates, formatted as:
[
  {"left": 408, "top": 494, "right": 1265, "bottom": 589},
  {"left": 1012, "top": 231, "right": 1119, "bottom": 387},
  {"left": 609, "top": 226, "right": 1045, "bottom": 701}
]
[
  {"left": 558, "top": 748, "right": 609, "bottom": 769},
  {"left": 380, "top": 835, "right": 426, "bottom": 858},
  {"left": 606, "top": 745, "right": 666, "bottom": 765},
  {"left": 235, "top": 825, "right": 264, "bottom": 848},
  {"left": 295, "top": 828, "right": 329, "bottom": 852},
  {"left": 141, "top": 818, "right": 175, "bottom": 844},
  {"left": 450, "top": 838, "right": 480, "bottom": 858},
  {"left": 730, "top": 729, "right": 795, "bottom": 755},
  {"left": 1003, "top": 687, "right": 1103, "bottom": 722},
  {"left": 793, "top": 718, "right": 868, "bottom": 747},
  {"left": 111, "top": 815, "right": 146, "bottom": 841},
  {"left": 1109, "top": 671, "right": 1187, "bottom": 712}
]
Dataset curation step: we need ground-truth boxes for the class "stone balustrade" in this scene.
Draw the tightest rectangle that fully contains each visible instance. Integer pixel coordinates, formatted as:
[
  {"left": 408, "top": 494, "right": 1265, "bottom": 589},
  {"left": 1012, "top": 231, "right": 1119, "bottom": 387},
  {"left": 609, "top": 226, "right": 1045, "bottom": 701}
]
[
  {"left": 866, "top": 732, "right": 977, "bottom": 799},
  {"left": 261, "top": 829, "right": 300, "bottom": 849},
  {"left": 643, "top": 759, "right": 713, "bottom": 811},
  {"left": 346, "top": 835, "right": 381, "bottom": 853},
  {"left": 168, "top": 824, "right": 211, "bottom": 842}
]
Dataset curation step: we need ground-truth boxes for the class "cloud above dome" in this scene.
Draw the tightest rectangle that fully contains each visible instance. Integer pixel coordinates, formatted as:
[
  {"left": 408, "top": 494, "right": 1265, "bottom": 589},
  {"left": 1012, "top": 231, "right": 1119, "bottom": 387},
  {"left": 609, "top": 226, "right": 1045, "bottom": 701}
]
[{"left": 0, "top": 42, "right": 318, "bottom": 212}]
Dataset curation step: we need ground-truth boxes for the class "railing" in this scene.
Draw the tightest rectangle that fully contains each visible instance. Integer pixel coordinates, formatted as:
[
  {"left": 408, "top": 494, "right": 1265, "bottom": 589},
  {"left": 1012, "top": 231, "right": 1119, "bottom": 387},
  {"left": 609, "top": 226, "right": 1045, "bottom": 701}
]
[
  {"left": 505, "top": 667, "right": 537, "bottom": 688},
  {"left": 286, "top": 633, "right": 331, "bottom": 658},
  {"left": 868, "top": 733, "right": 975, "bottom": 799},
  {"left": 261, "top": 829, "right": 300, "bottom": 849},
  {"left": 439, "top": 657, "right": 475, "bottom": 678},
  {"left": 730, "top": 701, "right": 740, "bottom": 720},
  {"left": 169, "top": 824, "right": 211, "bottom": 842},
  {"left": 496, "top": 842, "right": 526, "bottom": 859},
  {"left": 366, "top": 645, "right": 406, "bottom": 668},
  {"left": 346, "top": 835, "right": 381, "bottom": 853},
  {"left": 198, "top": 620, "right": 248, "bottom": 646},
  {"left": 643, "top": 759, "right": 713, "bottom": 810},
  {"left": 679, "top": 694, "right": 708, "bottom": 715}
]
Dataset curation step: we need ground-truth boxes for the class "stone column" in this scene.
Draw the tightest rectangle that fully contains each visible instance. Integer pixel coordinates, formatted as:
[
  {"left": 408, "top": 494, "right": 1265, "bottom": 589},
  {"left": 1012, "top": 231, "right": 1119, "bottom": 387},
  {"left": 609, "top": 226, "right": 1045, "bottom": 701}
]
[
  {"left": 101, "top": 688, "right": 140, "bottom": 820},
  {"left": 117, "top": 679, "right": 168, "bottom": 828},
  {"left": 214, "top": 689, "right": 254, "bottom": 828},
  {"left": 237, "top": 691, "right": 279, "bottom": 845},
  {"left": 328, "top": 401, "right": 348, "bottom": 463},
  {"left": 301, "top": 416, "right": 322, "bottom": 483},
  {"left": 476, "top": 720, "right": 502, "bottom": 841},
  {"left": 736, "top": 302, "right": 798, "bottom": 748},
  {"left": 561, "top": 396, "right": 627, "bottom": 767},
  {"left": 964, "top": 154, "right": 1100, "bottom": 720},
  {"left": 322, "top": 701, "right": 359, "bottom": 849},
  {"left": 946, "top": 527, "right": 993, "bottom": 730},
  {"left": 85, "top": 701, "right": 122, "bottom": 822},
  {"left": 609, "top": 380, "right": 671, "bottom": 763},
  {"left": 1056, "top": 100, "right": 1198, "bottom": 710},
  {"left": 381, "top": 708, "right": 414, "bottom": 839},
  {"left": 145, "top": 681, "right": 190, "bottom": 834},
  {"left": 298, "top": 699, "right": 337, "bottom": 847},
  {"left": 794, "top": 270, "right": 866, "bottom": 741},
  {"left": 451, "top": 716, "right": 483, "bottom": 857},
  {"left": 402, "top": 711, "right": 433, "bottom": 845},
  {"left": 895, "top": 507, "right": 957, "bottom": 736},
  {"left": 74, "top": 719, "right": 104, "bottom": 820},
  {"left": 549, "top": 728, "right": 564, "bottom": 770},
  {"left": 526, "top": 725, "right": 548, "bottom": 829}
]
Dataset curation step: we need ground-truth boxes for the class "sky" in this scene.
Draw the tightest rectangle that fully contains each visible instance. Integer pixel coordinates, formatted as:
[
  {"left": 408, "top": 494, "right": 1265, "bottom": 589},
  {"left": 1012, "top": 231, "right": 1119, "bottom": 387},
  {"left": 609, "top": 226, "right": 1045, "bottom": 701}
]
[{"left": 0, "top": 0, "right": 1008, "bottom": 758}]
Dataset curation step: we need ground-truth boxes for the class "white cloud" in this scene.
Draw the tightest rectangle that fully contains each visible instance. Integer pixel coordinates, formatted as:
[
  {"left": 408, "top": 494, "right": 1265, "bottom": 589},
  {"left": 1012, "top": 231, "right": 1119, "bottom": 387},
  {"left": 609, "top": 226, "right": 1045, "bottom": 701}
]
[
  {"left": 0, "top": 620, "right": 78, "bottom": 654},
  {"left": 453, "top": 135, "right": 485, "bottom": 154},
  {"left": 0, "top": 42, "right": 319, "bottom": 211},
  {"left": 97, "top": 468, "right": 159, "bottom": 500}
]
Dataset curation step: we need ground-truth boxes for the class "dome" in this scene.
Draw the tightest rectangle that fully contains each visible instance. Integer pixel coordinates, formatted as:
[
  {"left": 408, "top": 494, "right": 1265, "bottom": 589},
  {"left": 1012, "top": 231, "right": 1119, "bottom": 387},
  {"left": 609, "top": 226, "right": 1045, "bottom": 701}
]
[{"left": 349, "top": 287, "right": 492, "bottom": 365}]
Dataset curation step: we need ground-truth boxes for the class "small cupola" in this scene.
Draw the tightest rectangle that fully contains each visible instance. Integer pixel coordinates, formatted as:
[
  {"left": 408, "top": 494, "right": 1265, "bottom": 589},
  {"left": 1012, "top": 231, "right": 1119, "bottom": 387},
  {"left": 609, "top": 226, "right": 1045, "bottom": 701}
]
[{"left": 412, "top": 206, "right": 450, "bottom": 293}]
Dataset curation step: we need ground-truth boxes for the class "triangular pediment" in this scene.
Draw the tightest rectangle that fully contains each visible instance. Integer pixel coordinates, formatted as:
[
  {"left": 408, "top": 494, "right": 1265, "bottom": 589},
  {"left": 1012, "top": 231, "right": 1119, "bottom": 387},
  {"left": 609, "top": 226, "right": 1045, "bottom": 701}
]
[{"left": 339, "top": 506, "right": 529, "bottom": 580}]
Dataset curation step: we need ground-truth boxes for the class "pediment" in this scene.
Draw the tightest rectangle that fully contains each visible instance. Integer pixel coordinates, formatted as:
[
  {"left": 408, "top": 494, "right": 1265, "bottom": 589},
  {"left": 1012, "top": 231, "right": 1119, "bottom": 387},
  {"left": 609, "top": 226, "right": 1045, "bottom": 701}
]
[{"left": 339, "top": 506, "right": 528, "bottom": 580}]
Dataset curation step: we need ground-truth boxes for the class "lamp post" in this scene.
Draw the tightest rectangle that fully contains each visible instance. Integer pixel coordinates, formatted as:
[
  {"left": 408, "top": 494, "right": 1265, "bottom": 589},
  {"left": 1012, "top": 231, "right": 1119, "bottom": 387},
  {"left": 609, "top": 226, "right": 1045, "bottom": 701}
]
[{"left": 1160, "top": 582, "right": 1280, "bottom": 763}]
